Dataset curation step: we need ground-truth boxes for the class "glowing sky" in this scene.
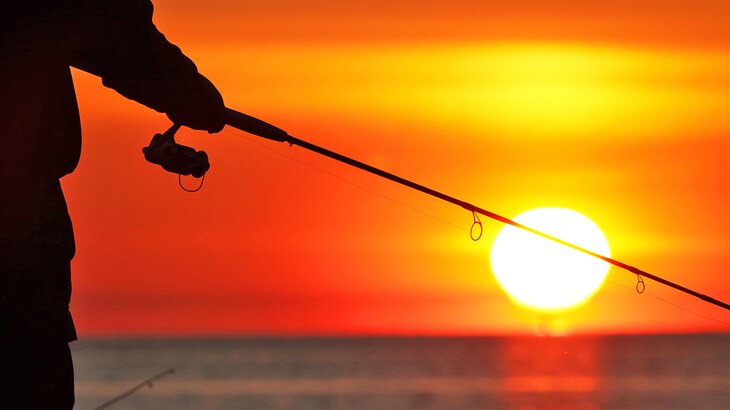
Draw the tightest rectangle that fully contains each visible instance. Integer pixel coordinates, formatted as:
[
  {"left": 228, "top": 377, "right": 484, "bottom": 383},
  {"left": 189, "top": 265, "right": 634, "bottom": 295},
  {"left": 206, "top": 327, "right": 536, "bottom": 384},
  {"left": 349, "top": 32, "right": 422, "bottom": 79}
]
[{"left": 65, "top": 0, "right": 730, "bottom": 336}]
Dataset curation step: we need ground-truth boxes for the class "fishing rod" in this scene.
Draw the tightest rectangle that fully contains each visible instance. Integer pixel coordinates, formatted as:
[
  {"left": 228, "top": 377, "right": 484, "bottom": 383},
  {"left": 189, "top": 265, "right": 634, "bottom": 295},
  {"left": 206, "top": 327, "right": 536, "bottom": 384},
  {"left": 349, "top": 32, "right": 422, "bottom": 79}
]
[
  {"left": 142, "top": 108, "right": 730, "bottom": 312},
  {"left": 92, "top": 368, "right": 175, "bottom": 410}
]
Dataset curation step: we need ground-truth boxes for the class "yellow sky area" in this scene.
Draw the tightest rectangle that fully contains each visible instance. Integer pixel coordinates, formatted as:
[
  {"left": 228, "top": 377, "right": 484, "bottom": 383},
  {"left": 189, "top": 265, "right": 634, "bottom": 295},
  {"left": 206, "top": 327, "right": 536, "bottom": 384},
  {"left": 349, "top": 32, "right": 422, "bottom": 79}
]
[
  {"left": 77, "top": 42, "right": 730, "bottom": 142},
  {"left": 178, "top": 43, "right": 729, "bottom": 141}
]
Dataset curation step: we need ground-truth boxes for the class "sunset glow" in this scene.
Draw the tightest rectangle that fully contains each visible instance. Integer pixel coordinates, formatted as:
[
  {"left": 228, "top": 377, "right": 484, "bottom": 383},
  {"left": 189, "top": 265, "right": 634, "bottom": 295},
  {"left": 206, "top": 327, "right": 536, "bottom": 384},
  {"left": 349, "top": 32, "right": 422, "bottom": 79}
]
[{"left": 64, "top": 0, "right": 730, "bottom": 336}]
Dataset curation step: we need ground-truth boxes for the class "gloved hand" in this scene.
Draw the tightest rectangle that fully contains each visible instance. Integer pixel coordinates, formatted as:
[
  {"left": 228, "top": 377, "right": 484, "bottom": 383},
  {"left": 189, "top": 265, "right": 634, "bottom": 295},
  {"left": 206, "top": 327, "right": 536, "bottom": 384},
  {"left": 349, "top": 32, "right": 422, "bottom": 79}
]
[{"left": 166, "top": 74, "right": 226, "bottom": 134}]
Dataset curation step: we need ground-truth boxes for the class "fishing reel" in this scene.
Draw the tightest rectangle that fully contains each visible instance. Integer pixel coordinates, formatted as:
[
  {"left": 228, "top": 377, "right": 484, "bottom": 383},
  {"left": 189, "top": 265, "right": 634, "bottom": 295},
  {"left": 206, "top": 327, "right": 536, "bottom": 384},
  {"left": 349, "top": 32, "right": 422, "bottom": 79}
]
[{"left": 142, "top": 124, "right": 210, "bottom": 178}]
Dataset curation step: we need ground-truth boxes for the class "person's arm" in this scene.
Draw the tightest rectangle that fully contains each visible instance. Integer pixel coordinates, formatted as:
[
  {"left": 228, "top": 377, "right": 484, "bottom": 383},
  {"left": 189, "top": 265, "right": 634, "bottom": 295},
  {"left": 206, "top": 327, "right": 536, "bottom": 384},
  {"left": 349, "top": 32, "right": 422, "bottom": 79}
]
[{"left": 68, "top": 0, "right": 225, "bottom": 132}]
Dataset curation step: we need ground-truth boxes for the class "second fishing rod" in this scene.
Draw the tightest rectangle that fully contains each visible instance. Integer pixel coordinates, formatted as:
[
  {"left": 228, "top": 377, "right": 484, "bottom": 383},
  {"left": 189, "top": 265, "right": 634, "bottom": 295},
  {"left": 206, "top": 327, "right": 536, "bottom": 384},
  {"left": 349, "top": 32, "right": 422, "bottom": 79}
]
[{"left": 141, "top": 107, "right": 730, "bottom": 313}]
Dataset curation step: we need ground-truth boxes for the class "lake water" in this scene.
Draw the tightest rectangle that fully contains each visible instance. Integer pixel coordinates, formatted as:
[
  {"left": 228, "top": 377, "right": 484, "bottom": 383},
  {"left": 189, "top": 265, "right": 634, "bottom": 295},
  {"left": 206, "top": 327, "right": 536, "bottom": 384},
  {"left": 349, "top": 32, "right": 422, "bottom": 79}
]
[{"left": 71, "top": 334, "right": 729, "bottom": 409}]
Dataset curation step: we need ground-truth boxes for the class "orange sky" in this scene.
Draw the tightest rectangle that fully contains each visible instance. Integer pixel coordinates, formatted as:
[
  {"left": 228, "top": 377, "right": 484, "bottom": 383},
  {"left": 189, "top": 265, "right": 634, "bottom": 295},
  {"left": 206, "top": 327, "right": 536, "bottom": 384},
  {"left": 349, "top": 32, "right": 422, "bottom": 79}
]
[{"left": 65, "top": 0, "right": 730, "bottom": 336}]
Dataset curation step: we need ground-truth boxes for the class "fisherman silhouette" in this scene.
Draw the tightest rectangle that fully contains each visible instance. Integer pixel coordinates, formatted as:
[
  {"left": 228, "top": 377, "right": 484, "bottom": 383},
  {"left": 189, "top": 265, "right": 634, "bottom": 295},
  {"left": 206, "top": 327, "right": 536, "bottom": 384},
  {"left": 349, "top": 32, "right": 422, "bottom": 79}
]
[{"left": 1, "top": 2, "right": 225, "bottom": 408}]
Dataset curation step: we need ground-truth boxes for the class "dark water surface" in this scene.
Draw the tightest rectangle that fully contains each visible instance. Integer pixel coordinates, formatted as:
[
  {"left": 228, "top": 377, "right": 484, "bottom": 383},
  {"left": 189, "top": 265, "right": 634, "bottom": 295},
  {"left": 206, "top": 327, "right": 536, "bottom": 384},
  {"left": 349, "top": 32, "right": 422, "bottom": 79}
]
[{"left": 72, "top": 334, "right": 729, "bottom": 409}]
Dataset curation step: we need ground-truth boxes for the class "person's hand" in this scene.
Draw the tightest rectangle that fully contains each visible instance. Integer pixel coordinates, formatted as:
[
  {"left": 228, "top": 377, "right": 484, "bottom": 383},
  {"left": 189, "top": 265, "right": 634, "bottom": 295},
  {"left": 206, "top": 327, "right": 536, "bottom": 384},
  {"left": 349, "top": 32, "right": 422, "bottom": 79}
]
[{"left": 167, "top": 74, "right": 225, "bottom": 133}]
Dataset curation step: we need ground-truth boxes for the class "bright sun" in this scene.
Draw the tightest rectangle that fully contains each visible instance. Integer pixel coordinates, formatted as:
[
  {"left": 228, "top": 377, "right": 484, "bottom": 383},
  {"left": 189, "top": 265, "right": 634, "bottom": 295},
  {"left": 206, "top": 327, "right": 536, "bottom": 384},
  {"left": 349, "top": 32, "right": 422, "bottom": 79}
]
[{"left": 490, "top": 208, "right": 610, "bottom": 311}]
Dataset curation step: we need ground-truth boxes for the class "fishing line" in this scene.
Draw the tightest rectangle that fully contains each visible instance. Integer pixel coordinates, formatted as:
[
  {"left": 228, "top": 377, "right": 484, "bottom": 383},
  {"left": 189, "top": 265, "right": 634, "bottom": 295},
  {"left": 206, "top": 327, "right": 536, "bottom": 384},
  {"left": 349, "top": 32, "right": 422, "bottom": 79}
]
[
  {"left": 606, "top": 271, "right": 730, "bottom": 328},
  {"left": 225, "top": 127, "right": 469, "bottom": 233},
  {"left": 219, "top": 108, "right": 730, "bottom": 312},
  {"left": 175, "top": 132, "right": 207, "bottom": 192},
  {"left": 178, "top": 173, "right": 205, "bottom": 192},
  {"left": 228, "top": 125, "right": 730, "bottom": 327}
]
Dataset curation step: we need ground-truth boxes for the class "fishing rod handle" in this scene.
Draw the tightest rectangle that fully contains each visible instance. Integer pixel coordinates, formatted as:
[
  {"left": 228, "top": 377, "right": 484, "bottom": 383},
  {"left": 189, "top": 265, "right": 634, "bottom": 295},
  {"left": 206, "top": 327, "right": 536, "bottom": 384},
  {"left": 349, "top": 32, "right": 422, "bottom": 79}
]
[{"left": 225, "top": 108, "right": 289, "bottom": 142}]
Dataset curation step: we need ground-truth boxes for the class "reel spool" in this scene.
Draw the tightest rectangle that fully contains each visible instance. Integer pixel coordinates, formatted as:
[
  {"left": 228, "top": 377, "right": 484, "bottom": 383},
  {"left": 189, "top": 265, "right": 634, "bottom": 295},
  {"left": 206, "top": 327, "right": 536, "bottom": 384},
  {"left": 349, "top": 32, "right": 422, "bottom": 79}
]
[{"left": 142, "top": 124, "right": 210, "bottom": 178}]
